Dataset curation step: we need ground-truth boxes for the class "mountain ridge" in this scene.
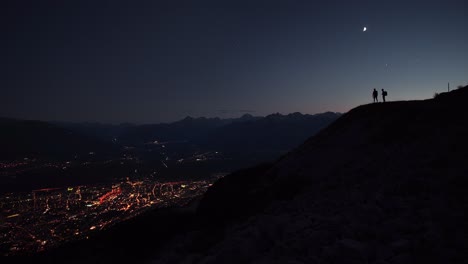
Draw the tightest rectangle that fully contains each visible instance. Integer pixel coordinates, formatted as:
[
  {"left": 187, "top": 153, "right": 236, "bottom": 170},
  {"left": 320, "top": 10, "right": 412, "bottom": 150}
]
[
  {"left": 149, "top": 85, "right": 468, "bottom": 263},
  {"left": 0, "top": 111, "right": 340, "bottom": 161},
  {"left": 115, "top": 111, "right": 341, "bottom": 147}
]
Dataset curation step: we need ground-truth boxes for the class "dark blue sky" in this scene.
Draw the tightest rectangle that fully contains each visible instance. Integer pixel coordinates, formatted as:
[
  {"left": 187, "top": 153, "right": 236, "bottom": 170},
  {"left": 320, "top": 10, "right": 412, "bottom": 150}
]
[{"left": 1, "top": 0, "right": 467, "bottom": 124}]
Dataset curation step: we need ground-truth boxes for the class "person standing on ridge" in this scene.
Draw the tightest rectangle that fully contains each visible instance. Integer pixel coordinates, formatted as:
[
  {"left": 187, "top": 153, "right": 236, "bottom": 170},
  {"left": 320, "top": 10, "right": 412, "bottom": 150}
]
[
  {"left": 381, "top": 89, "right": 387, "bottom": 102},
  {"left": 372, "top": 88, "right": 378, "bottom": 103}
]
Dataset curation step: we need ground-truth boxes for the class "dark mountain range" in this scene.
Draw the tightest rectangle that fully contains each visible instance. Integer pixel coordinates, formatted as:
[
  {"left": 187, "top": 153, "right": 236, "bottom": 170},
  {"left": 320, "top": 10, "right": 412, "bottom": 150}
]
[
  {"left": 34, "top": 85, "right": 468, "bottom": 264},
  {"left": 0, "top": 112, "right": 339, "bottom": 195},
  {"left": 115, "top": 114, "right": 264, "bottom": 145},
  {"left": 0, "top": 112, "right": 339, "bottom": 162},
  {"left": 56, "top": 112, "right": 340, "bottom": 161},
  {"left": 53, "top": 122, "right": 135, "bottom": 142},
  {"left": 201, "top": 112, "right": 341, "bottom": 158},
  {"left": 0, "top": 118, "right": 118, "bottom": 160},
  {"left": 116, "top": 116, "right": 230, "bottom": 145},
  {"left": 116, "top": 112, "right": 341, "bottom": 161}
]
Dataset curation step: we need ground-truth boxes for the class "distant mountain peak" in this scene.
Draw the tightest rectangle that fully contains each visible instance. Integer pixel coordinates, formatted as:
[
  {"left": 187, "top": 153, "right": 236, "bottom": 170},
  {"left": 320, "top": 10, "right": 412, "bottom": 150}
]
[
  {"left": 182, "top": 116, "right": 194, "bottom": 121},
  {"left": 265, "top": 112, "right": 283, "bottom": 119},
  {"left": 240, "top": 113, "right": 254, "bottom": 119}
]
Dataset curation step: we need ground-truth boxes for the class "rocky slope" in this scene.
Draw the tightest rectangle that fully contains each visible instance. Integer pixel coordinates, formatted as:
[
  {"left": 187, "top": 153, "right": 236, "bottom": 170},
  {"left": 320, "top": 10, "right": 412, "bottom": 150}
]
[{"left": 148, "top": 86, "right": 468, "bottom": 264}]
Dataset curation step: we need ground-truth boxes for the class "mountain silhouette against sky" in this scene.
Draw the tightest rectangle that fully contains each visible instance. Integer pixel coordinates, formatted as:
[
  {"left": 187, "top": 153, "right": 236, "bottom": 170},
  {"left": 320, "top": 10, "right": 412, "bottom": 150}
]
[
  {"left": 0, "top": 112, "right": 340, "bottom": 162},
  {"left": 116, "top": 112, "right": 339, "bottom": 148},
  {"left": 143, "top": 85, "right": 468, "bottom": 263}
]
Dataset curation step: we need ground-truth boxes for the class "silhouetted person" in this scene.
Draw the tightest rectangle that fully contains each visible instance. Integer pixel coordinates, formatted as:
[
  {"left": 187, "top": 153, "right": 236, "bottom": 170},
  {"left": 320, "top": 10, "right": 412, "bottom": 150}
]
[
  {"left": 372, "top": 88, "right": 378, "bottom": 103},
  {"left": 381, "top": 89, "right": 387, "bottom": 102}
]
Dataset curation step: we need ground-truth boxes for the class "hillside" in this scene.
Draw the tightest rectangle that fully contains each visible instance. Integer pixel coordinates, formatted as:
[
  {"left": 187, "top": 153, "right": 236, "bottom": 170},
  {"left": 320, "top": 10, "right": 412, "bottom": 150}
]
[
  {"left": 0, "top": 118, "right": 118, "bottom": 160},
  {"left": 147, "top": 86, "right": 468, "bottom": 263}
]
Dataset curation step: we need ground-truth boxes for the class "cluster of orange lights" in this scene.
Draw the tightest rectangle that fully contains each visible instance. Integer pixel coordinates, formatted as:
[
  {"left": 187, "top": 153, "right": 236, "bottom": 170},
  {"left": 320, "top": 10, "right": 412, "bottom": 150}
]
[{"left": 98, "top": 188, "right": 122, "bottom": 204}]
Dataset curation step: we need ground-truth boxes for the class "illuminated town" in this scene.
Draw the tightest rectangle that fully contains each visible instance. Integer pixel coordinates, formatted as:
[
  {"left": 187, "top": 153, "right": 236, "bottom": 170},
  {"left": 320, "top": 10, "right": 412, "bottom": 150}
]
[{"left": 0, "top": 177, "right": 217, "bottom": 256}]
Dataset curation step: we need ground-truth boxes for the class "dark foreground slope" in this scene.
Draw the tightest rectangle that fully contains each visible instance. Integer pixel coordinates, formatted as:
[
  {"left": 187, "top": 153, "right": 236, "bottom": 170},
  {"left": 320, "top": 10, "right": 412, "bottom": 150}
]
[{"left": 148, "top": 86, "right": 468, "bottom": 264}]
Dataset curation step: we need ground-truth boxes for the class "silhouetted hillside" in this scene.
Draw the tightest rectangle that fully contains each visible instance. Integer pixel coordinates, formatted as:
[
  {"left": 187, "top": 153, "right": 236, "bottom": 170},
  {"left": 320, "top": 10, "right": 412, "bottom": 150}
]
[
  {"left": 0, "top": 118, "right": 118, "bottom": 160},
  {"left": 146, "top": 85, "right": 468, "bottom": 263}
]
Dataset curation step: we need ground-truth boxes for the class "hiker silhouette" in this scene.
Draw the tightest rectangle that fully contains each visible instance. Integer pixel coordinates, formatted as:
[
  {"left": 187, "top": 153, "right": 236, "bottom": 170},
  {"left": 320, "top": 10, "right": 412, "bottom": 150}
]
[
  {"left": 381, "top": 89, "right": 387, "bottom": 102},
  {"left": 372, "top": 88, "right": 378, "bottom": 103}
]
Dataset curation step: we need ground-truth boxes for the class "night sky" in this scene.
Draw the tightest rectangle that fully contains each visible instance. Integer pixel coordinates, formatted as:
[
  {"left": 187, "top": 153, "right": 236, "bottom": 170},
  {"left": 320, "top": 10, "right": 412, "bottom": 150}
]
[{"left": 1, "top": 0, "right": 467, "bottom": 124}]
